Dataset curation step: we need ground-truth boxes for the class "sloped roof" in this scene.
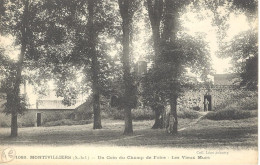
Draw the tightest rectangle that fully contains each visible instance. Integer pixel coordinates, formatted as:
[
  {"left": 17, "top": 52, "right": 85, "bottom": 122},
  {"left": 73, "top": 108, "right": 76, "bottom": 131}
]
[{"left": 35, "top": 99, "right": 84, "bottom": 110}]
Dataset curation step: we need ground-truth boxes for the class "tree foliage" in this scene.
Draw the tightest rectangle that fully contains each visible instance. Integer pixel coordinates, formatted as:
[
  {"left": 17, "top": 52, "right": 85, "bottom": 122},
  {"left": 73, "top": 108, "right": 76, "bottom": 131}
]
[
  {"left": 221, "top": 30, "right": 257, "bottom": 89},
  {"left": 213, "top": 0, "right": 258, "bottom": 90}
]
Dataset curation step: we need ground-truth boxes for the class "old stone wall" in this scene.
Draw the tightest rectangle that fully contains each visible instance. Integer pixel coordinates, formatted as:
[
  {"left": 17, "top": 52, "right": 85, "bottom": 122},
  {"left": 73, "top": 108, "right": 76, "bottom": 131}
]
[{"left": 177, "top": 86, "right": 253, "bottom": 111}]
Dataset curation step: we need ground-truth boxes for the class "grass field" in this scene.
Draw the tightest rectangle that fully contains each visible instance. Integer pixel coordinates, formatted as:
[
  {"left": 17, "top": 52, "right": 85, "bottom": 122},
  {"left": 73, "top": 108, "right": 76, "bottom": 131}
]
[{"left": 0, "top": 116, "right": 257, "bottom": 149}]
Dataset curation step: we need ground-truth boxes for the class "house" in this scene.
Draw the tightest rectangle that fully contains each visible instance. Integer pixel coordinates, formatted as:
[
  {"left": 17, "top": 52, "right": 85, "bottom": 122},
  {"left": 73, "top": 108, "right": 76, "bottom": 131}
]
[{"left": 21, "top": 81, "right": 86, "bottom": 126}]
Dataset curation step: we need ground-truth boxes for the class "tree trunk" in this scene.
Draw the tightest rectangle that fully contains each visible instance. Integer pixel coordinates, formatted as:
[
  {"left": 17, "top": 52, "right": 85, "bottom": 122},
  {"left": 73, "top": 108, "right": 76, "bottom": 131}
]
[
  {"left": 10, "top": 111, "right": 18, "bottom": 137},
  {"left": 118, "top": 0, "right": 134, "bottom": 135},
  {"left": 6, "top": 93, "right": 17, "bottom": 137},
  {"left": 152, "top": 28, "right": 161, "bottom": 59},
  {"left": 92, "top": 85, "right": 102, "bottom": 129},
  {"left": 167, "top": 94, "right": 178, "bottom": 134},
  {"left": 160, "top": 0, "right": 179, "bottom": 135},
  {"left": 10, "top": 60, "right": 23, "bottom": 137},
  {"left": 11, "top": 65, "right": 23, "bottom": 137},
  {"left": 147, "top": 0, "right": 165, "bottom": 130},
  {"left": 122, "top": 18, "right": 133, "bottom": 135},
  {"left": 152, "top": 107, "right": 163, "bottom": 129},
  {"left": 91, "top": 52, "right": 102, "bottom": 129},
  {"left": 88, "top": 0, "right": 102, "bottom": 129},
  {"left": 162, "top": 0, "right": 179, "bottom": 42},
  {"left": 10, "top": 0, "right": 29, "bottom": 137},
  {"left": 124, "top": 106, "right": 133, "bottom": 135},
  {"left": 147, "top": 0, "right": 163, "bottom": 63}
]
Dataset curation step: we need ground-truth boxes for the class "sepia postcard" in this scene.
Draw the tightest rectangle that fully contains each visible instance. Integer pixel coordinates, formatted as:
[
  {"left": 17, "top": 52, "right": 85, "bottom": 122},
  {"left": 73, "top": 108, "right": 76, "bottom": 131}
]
[{"left": 0, "top": 0, "right": 258, "bottom": 164}]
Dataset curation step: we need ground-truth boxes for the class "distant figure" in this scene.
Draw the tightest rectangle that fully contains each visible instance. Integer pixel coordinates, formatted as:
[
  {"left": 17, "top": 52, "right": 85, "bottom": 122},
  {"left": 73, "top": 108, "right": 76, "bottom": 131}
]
[
  {"left": 204, "top": 92, "right": 212, "bottom": 111},
  {"left": 204, "top": 98, "right": 209, "bottom": 112}
]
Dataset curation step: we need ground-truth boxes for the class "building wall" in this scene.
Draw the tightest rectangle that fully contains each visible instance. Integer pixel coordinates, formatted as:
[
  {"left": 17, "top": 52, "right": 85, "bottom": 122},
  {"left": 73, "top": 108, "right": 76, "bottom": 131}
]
[
  {"left": 177, "top": 74, "right": 243, "bottom": 111},
  {"left": 37, "top": 99, "right": 84, "bottom": 109},
  {"left": 177, "top": 86, "right": 243, "bottom": 111}
]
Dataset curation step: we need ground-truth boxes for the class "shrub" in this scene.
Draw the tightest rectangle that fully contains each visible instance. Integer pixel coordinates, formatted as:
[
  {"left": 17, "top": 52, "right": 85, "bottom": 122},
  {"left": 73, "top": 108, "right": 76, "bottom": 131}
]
[
  {"left": 108, "top": 107, "right": 154, "bottom": 120},
  {"left": 43, "top": 119, "right": 91, "bottom": 127},
  {"left": 18, "top": 111, "right": 36, "bottom": 127},
  {"left": 111, "top": 108, "right": 202, "bottom": 120},
  {"left": 132, "top": 108, "right": 154, "bottom": 120},
  {"left": 192, "top": 106, "right": 200, "bottom": 111},
  {"left": 239, "top": 97, "right": 258, "bottom": 110},
  {"left": 0, "top": 113, "right": 11, "bottom": 127},
  {"left": 0, "top": 111, "right": 36, "bottom": 128},
  {"left": 177, "top": 110, "right": 201, "bottom": 119},
  {"left": 214, "top": 90, "right": 258, "bottom": 111},
  {"left": 41, "top": 111, "right": 73, "bottom": 124},
  {"left": 204, "top": 108, "right": 256, "bottom": 120},
  {"left": 108, "top": 107, "right": 124, "bottom": 120},
  {"left": 0, "top": 110, "right": 91, "bottom": 127}
]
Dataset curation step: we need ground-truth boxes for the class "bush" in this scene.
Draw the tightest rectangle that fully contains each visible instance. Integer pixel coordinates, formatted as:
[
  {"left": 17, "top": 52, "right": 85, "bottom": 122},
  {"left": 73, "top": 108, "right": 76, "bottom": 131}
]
[
  {"left": 0, "top": 113, "right": 10, "bottom": 127},
  {"left": 192, "top": 106, "right": 200, "bottom": 111},
  {"left": 0, "top": 111, "right": 77, "bottom": 127},
  {"left": 18, "top": 111, "right": 36, "bottom": 127},
  {"left": 204, "top": 108, "right": 256, "bottom": 120},
  {"left": 108, "top": 107, "right": 154, "bottom": 120},
  {"left": 239, "top": 97, "right": 258, "bottom": 110},
  {"left": 0, "top": 112, "right": 35, "bottom": 128},
  {"left": 111, "top": 108, "right": 202, "bottom": 120},
  {"left": 214, "top": 90, "right": 258, "bottom": 111},
  {"left": 43, "top": 119, "right": 92, "bottom": 127},
  {"left": 177, "top": 110, "right": 201, "bottom": 119},
  {"left": 132, "top": 108, "right": 154, "bottom": 120},
  {"left": 41, "top": 111, "right": 73, "bottom": 124},
  {"left": 109, "top": 108, "right": 124, "bottom": 120}
]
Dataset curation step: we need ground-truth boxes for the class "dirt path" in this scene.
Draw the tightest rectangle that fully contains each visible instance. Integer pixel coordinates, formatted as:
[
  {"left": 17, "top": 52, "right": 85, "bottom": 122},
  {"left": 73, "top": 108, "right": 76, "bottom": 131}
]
[{"left": 179, "top": 111, "right": 209, "bottom": 131}]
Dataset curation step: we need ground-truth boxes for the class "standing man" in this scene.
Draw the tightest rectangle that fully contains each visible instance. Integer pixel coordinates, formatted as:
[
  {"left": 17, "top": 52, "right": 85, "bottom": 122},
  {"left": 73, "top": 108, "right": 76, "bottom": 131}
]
[{"left": 204, "top": 98, "right": 209, "bottom": 112}]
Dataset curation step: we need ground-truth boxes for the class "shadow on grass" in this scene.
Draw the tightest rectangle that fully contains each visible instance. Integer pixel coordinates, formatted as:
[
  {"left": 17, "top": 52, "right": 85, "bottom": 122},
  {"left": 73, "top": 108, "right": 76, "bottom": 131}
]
[{"left": 0, "top": 119, "right": 257, "bottom": 149}]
